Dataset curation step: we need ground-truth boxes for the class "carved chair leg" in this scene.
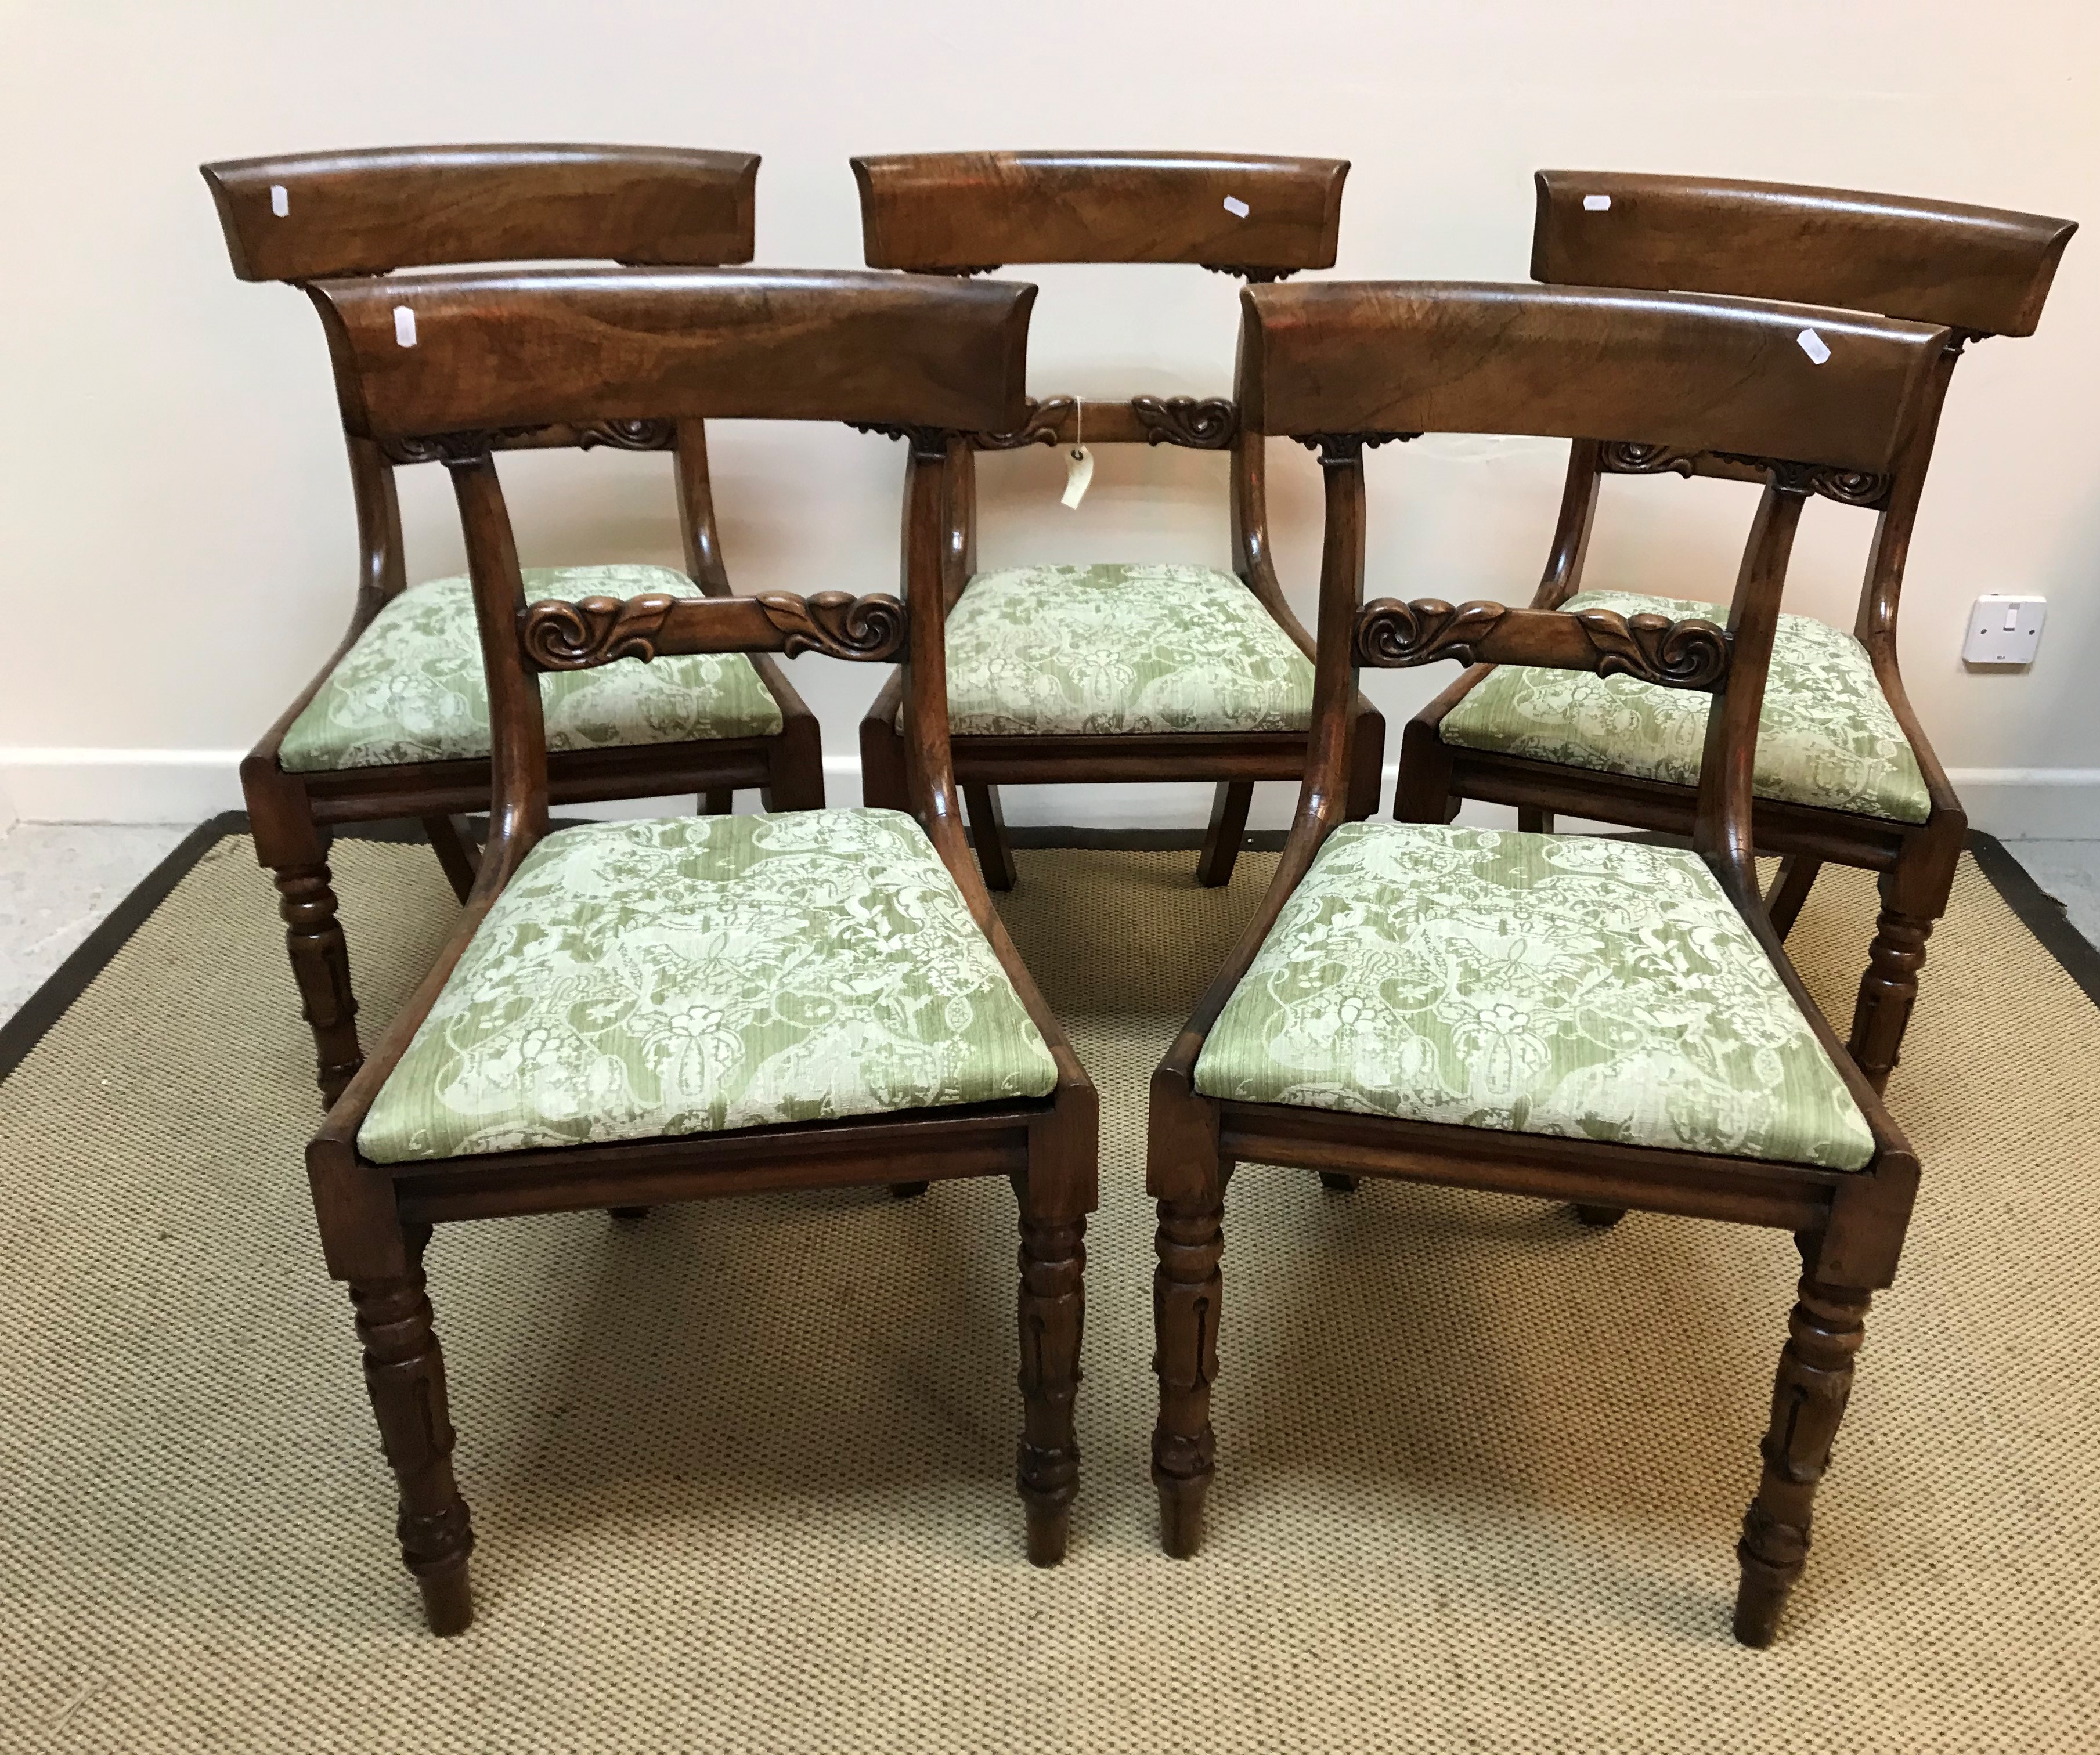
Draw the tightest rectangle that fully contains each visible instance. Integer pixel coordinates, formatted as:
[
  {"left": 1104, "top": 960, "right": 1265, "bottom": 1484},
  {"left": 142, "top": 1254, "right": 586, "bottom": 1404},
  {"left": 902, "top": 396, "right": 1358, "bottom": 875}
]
[
  {"left": 273, "top": 858, "right": 361, "bottom": 1108},
  {"left": 1847, "top": 887, "right": 1936, "bottom": 1093},
  {"left": 350, "top": 1224, "right": 475, "bottom": 1635},
  {"left": 1734, "top": 1276, "right": 1871, "bottom": 1646},
  {"left": 1319, "top": 1172, "right": 1359, "bottom": 1193},
  {"left": 1764, "top": 855, "right": 1822, "bottom": 940},
  {"left": 421, "top": 815, "right": 481, "bottom": 904},
  {"left": 1152, "top": 1193, "right": 1224, "bottom": 1558},
  {"left": 1196, "top": 781, "right": 1254, "bottom": 889},
  {"left": 1571, "top": 1204, "right": 1626, "bottom": 1229},
  {"left": 701, "top": 788, "right": 735, "bottom": 815},
  {"left": 889, "top": 1180, "right": 929, "bottom": 1200},
  {"left": 965, "top": 783, "right": 1017, "bottom": 892},
  {"left": 1518, "top": 806, "right": 1555, "bottom": 834},
  {"left": 1016, "top": 1210, "right": 1085, "bottom": 1565},
  {"left": 607, "top": 1206, "right": 651, "bottom": 1222}
]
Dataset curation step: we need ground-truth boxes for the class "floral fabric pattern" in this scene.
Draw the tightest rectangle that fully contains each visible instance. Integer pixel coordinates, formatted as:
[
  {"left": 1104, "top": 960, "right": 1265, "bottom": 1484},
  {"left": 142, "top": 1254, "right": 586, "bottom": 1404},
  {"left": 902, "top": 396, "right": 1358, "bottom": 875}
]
[
  {"left": 938, "top": 563, "right": 1315, "bottom": 736},
  {"left": 1439, "top": 590, "right": 1930, "bottom": 824},
  {"left": 359, "top": 810, "right": 1059, "bottom": 1164},
  {"left": 1195, "top": 822, "right": 1874, "bottom": 1170},
  {"left": 279, "top": 565, "right": 784, "bottom": 773}
]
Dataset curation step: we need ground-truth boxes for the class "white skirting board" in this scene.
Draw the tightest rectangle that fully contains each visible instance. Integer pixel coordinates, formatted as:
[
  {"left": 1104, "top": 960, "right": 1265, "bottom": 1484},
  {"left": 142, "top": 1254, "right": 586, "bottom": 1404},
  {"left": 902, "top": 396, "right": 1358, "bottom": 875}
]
[{"left": 3, "top": 749, "right": 2098, "bottom": 841}]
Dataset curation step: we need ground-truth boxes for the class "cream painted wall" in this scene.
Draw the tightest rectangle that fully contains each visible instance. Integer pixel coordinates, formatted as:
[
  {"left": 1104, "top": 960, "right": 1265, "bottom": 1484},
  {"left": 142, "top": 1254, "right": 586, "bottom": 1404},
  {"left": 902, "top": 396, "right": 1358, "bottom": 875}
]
[{"left": 2, "top": 1, "right": 2096, "bottom": 829}]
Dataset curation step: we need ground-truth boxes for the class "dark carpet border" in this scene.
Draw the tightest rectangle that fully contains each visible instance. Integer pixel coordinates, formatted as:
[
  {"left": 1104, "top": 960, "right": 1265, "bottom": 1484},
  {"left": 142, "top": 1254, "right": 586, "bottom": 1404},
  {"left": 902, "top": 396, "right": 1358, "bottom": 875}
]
[{"left": 0, "top": 815, "right": 2092, "bottom": 1093}]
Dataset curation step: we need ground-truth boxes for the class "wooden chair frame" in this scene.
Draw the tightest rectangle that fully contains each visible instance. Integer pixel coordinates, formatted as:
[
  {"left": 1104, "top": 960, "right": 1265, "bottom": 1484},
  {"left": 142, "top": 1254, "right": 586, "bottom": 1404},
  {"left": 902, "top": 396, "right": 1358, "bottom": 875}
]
[
  {"left": 1398, "top": 172, "right": 2076, "bottom": 1092},
  {"left": 300, "top": 266, "right": 1096, "bottom": 1635},
  {"left": 850, "top": 151, "right": 1385, "bottom": 890},
  {"left": 201, "top": 145, "right": 825, "bottom": 1107},
  {"left": 1150, "top": 279, "right": 1949, "bottom": 1645}
]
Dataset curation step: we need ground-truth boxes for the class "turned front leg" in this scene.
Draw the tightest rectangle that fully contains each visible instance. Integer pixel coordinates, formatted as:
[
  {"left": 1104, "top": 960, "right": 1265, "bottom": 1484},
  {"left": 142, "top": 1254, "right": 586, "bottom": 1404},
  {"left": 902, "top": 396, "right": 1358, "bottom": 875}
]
[
  {"left": 1734, "top": 1276, "right": 1871, "bottom": 1646},
  {"left": 1848, "top": 903, "right": 1933, "bottom": 1092},
  {"left": 351, "top": 1225, "right": 475, "bottom": 1635},
  {"left": 1016, "top": 1213, "right": 1084, "bottom": 1565},
  {"left": 273, "top": 859, "right": 361, "bottom": 1107},
  {"left": 1152, "top": 1194, "right": 1223, "bottom": 1557}
]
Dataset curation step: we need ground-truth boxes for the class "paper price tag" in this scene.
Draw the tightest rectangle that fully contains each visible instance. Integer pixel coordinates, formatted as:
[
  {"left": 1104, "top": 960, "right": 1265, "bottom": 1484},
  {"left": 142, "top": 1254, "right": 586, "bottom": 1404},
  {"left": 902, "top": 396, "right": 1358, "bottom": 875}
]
[
  {"left": 1060, "top": 444, "right": 1095, "bottom": 510},
  {"left": 1582, "top": 193, "right": 1611, "bottom": 212},
  {"left": 270, "top": 183, "right": 290, "bottom": 217},
  {"left": 1222, "top": 195, "right": 1250, "bottom": 218},
  {"left": 394, "top": 305, "right": 418, "bottom": 348},
  {"left": 1796, "top": 327, "right": 1831, "bottom": 364}
]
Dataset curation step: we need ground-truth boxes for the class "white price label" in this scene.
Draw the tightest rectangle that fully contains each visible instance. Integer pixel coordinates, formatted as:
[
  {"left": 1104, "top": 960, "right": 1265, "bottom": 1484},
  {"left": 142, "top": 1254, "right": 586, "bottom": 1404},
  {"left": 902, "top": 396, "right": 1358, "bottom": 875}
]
[
  {"left": 1796, "top": 327, "right": 1831, "bottom": 364},
  {"left": 393, "top": 305, "right": 418, "bottom": 348},
  {"left": 1060, "top": 444, "right": 1095, "bottom": 510},
  {"left": 1222, "top": 195, "right": 1250, "bottom": 218},
  {"left": 270, "top": 183, "right": 290, "bottom": 217},
  {"left": 1582, "top": 193, "right": 1611, "bottom": 212}
]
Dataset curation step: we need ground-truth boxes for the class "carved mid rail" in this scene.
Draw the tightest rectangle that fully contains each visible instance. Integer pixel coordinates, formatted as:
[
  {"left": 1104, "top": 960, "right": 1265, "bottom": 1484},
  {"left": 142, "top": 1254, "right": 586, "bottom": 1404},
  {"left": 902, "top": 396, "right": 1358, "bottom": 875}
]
[
  {"left": 966, "top": 396, "right": 1240, "bottom": 450},
  {"left": 1352, "top": 598, "right": 1730, "bottom": 688},
  {"left": 522, "top": 590, "right": 908, "bottom": 670}
]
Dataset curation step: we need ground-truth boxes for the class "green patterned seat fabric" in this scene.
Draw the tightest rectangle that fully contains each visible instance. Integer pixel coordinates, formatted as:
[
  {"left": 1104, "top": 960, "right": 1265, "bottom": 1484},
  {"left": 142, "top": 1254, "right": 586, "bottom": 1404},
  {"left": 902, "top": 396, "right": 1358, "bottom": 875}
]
[
  {"left": 1195, "top": 822, "right": 1875, "bottom": 1171},
  {"left": 1438, "top": 590, "right": 1930, "bottom": 824},
  {"left": 938, "top": 563, "right": 1315, "bottom": 736},
  {"left": 359, "top": 810, "right": 1059, "bottom": 1164},
  {"left": 279, "top": 565, "right": 784, "bottom": 773}
]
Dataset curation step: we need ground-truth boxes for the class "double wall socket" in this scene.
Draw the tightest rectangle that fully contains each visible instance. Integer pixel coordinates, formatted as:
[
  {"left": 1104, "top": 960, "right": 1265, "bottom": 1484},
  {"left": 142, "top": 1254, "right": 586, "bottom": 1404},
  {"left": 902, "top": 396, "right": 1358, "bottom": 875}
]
[{"left": 1962, "top": 593, "right": 2047, "bottom": 666}]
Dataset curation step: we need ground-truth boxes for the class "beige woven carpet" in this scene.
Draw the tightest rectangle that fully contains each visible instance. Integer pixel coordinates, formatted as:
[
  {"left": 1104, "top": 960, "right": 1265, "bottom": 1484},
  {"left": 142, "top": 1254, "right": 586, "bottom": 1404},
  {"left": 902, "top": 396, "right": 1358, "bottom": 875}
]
[{"left": 2, "top": 835, "right": 2097, "bottom": 1753}]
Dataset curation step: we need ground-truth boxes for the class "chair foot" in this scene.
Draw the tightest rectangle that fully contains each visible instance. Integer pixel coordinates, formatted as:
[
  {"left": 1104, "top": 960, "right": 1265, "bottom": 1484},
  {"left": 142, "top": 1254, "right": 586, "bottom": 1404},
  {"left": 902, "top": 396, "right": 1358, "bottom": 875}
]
[
  {"left": 965, "top": 783, "right": 1017, "bottom": 891},
  {"left": 1571, "top": 1204, "right": 1626, "bottom": 1229},
  {"left": 889, "top": 1181, "right": 929, "bottom": 1200},
  {"left": 1024, "top": 1503, "right": 1070, "bottom": 1568},
  {"left": 607, "top": 1206, "right": 651, "bottom": 1222},
  {"left": 1157, "top": 1475, "right": 1210, "bottom": 1559},
  {"left": 1319, "top": 1172, "right": 1359, "bottom": 1193},
  {"left": 1196, "top": 781, "right": 1254, "bottom": 888},
  {"left": 416, "top": 1555, "right": 475, "bottom": 1637}
]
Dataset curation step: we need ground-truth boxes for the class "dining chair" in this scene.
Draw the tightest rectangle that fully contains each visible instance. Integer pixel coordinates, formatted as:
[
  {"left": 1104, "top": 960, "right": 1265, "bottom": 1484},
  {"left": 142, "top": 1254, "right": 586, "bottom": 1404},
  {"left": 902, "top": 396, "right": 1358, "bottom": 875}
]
[
  {"left": 1150, "top": 278, "right": 1948, "bottom": 1645},
  {"left": 201, "top": 145, "right": 825, "bottom": 1107},
  {"left": 1398, "top": 172, "right": 2075, "bottom": 1095},
  {"left": 300, "top": 265, "right": 1095, "bottom": 1634},
  {"left": 851, "top": 151, "right": 1386, "bottom": 889}
]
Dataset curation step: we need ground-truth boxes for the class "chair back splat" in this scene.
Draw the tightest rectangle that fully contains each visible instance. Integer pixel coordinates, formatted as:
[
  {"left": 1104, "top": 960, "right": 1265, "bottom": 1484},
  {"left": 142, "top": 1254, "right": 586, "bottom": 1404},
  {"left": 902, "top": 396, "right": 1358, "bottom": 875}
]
[
  {"left": 1238, "top": 281, "right": 1950, "bottom": 908},
  {"left": 306, "top": 265, "right": 1033, "bottom": 891}
]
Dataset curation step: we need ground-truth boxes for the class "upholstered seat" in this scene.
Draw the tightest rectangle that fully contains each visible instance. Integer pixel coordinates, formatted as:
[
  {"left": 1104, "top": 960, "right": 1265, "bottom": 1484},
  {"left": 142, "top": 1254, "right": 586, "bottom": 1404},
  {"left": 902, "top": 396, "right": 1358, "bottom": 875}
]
[
  {"left": 939, "top": 563, "right": 1315, "bottom": 736},
  {"left": 1438, "top": 590, "right": 1930, "bottom": 824},
  {"left": 1194, "top": 821, "right": 1874, "bottom": 1170},
  {"left": 279, "top": 565, "right": 784, "bottom": 772},
  {"left": 359, "top": 809, "right": 1059, "bottom": 1163}
]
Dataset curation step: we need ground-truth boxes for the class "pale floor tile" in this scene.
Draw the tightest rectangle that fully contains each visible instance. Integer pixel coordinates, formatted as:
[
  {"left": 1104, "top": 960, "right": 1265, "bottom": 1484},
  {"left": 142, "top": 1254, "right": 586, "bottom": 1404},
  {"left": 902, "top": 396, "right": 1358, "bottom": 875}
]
[
  {"left": 0, "top": 824, "right": 194, "bottom": 1021},
  {"left": 2007, "top": 839, "right": 2100, "bottom": 947}
]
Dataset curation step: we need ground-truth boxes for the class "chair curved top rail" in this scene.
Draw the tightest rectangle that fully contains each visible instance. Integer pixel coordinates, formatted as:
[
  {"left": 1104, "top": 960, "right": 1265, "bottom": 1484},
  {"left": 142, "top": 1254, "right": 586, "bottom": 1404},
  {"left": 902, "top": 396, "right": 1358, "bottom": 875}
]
[
  {"left": 852, "top": 150, "right": 1346, "bottom": 273},
  {"left": 1532, "top": 170, "right": 2075, "bottom": 338},
  {"left": 307, "top": 267, "right": 1034, "bottom": 441},
  {"left": 202, "top": 143, "right": 759, "bottom": 283},
  {"left": 1239, "top": 281, "right": 1949, "bottom": 476}
]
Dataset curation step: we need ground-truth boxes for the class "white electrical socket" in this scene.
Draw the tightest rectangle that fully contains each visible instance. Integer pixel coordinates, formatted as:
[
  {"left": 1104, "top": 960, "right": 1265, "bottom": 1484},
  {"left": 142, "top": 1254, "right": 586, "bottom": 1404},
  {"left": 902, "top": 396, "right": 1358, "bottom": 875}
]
[{"left": 1962, "top": 593, "right": 2047, "bottom": 666}]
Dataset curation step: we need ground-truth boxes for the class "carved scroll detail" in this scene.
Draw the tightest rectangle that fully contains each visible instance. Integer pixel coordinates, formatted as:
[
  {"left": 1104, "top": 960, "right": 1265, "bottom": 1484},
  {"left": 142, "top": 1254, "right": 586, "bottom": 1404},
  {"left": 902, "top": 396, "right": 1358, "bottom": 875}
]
[
  {"left": 380, "top": 428, "right": 537, "bottom": 467},
  {"left": 576, "top": 418, "right": 676, "bottom": 452},
  {"left": 1201, "top": 265, "right": 1298, "bottom": 283},
  {"left": 1294, "top": 431, "right": 1420, "bottom": 464},
  {"left": 521, "top": 593, "right": 679, "bottom": 669},
  {"left": 1131, "top": 396, "right": 1238, "bottom": 449},
  {"left": 755, "top": 591, "right": 908, "bottom": 661},
  {"left": 1352, "top": 598, "right": 1729, "bottom": 688},
  {"left": 1574, "top": 608, "right": 1731, "bottom": 687},
  {"left": 974, "top": 397, "right": 1076, "bottom": 451},
  {"left": 1354, "top": 598, "right": 1511, "bottom": 667},
  {"left": 1600, "top": 440, "right": 1701, "bottom": 478}
]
